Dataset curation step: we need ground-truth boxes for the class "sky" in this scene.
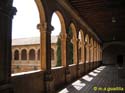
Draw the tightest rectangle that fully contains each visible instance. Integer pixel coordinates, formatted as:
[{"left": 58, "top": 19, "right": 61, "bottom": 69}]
[{"left": 12, "top": 0, "right": 61, "bottom": 39}]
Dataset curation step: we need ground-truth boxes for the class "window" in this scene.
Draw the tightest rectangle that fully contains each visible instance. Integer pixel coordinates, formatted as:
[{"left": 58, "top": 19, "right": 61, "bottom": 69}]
[
  {"left": 14, "top": 50, "right": 19, "bottom": 60},
  {"left": 29, "top": 49, "right": 35, "bottom": 60},
  {"left": 21, "top": 49, "right": 27, "bottom": 60}
]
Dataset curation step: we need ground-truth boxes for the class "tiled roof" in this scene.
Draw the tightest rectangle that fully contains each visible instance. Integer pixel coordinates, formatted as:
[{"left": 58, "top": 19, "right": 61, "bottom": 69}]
[{"left": 12, "top": 36, "right": 58, "bottom": 46}]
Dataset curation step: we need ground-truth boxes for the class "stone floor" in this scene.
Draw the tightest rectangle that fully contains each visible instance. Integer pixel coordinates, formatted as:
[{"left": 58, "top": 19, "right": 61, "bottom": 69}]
[{"left": 58, "top": 65, "right": 125, "bottom": 93}]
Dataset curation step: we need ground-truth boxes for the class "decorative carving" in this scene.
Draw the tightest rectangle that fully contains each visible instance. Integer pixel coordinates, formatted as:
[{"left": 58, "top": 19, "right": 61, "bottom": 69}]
[{"left": 37, "top": 22, "right": 47, "bottom": 30}]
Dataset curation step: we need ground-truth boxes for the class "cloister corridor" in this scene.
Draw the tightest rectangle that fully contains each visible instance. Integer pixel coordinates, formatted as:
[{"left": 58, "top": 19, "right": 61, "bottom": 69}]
[{"left": 0, "top": 0, "right": 125, "bottom": 93}]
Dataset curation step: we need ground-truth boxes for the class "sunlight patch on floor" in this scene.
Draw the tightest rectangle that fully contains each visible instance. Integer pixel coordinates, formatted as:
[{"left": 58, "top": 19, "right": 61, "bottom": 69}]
[
  {"left": 82, "top": 75, "right": 93, "bottom": 82},
  {"left": 72, "top": 80, "right": 86, "bottom": 90}
]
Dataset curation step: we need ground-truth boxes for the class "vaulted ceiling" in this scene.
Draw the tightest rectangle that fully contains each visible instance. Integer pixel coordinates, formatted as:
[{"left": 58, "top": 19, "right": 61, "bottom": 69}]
[{"left": 68, "top": 0, "right": 125, "bottom": 42}]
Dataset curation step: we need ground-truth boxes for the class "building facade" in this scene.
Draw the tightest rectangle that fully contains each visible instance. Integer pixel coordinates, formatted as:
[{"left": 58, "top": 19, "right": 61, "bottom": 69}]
[{"left": 12, "top": 36, "right": 58, "bottom": 73}]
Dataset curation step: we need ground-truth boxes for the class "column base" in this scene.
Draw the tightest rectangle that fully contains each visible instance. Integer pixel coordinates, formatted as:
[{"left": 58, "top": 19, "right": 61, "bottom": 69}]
[
  {"left": 65, "top": 67, "right": 71, "bottom": 83},
  {"left": 77, "top": 66, "right": 81, "bottom": 78},
  {"left": 0, "top": 83, "right": 13, "bottom": 93},
  {"left": 44, "top": 71, "right": 55, "bottom": 93}
]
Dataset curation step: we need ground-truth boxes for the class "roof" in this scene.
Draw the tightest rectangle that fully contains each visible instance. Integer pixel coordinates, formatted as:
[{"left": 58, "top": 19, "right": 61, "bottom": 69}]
[
  {"left": 69, "top": 0, "right": 125, "bottom": 42},
  {"left": 12, "top": 36, "right": 58, "bottom": 46}
]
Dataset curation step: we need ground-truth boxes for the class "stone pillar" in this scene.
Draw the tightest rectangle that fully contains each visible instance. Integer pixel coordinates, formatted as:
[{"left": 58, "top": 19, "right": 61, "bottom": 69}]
[
  {"left": 0, "top": 1, "right": 16, "bottom": 92},
  {"left": 81, "top": 43, "right": 85, "bottom": 63},
  {"left": 19, "top": 50, "right": 21, "bottom": 61},
  {"left": 35, "top": 50, "right": 37, "bottom": 62},
  {"left": 73, "top": 38, "right": 78, "bottom": 65},
  {"left": 89, "top": 45, "right": 92, "bottom": 71},
  {"left": 84, "top": 42, "right": 87, "bottom": 73},
  {"left": 65, "top": 34, "right": 71, "bottom": 83},
  {"left": 94, "top": 47, "right": 96, "bottom": 68},
  {"left": 37, "top": 23, "right": 54, "bottom": 93},
  {"left": 88, "top": 44, "right": 91, "bottom": 71},
  {"left": 76, "top": 38, "right": 81, "bottom": 77},
  {"left": 85, "top": 43, "right": 89, "bottom": 73},
  {"left": 60, "top": 33, "right": 66, "bottom": 67},
  {"left": 27, "top": 49, "right": 29, "bottom": 62}
]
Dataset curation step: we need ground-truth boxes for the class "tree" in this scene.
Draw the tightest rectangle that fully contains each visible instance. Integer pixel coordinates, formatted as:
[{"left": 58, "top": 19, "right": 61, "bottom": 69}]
[{"left": 56, "top": 36, "right": 61, "bottom": 66}]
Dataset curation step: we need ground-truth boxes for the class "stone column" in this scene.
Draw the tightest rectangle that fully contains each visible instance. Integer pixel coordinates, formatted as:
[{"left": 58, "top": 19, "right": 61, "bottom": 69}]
[
  {"left": 35, "top": 49, "right": 37, "bottom": 62},
  {"left": 37, "top": 23, "right": 54, "bottom": 93},
  {"left": 73, "top": 38, "right": 78, "bottom": 65},
  {"left": 27, "top": 49, "right": 29, "bottom": 63},
  {"left": 0, "top": 2, "right": 16, "bottom": 92},
  {"left": 88, "top": 44, "right": 91, "bottom": 71},
  {"left": 85, "top": 43, "right": 89, "bottom": 73},
  {"left": 81, "top": 42, "right": 85, "bottom": 63},
  {"left": 19, "top": 50, "right": 21, "bottom": 61},
  {"left": 84, "top": 42, "right": 87, "bottom": 73},
  {"left": 60, "top": 33, "right": 66, "bottom": 67},
  {"left": 76, "top": 38, "right": 81, "bottom": 77},
  {"left": 65, "top": 34, "right": 71, "bottom": 83}
]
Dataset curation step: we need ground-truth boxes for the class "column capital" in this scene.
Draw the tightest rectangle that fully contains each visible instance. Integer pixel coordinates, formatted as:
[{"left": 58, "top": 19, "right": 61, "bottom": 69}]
[
  {"left": 37, "top": 22, "right": 47, "bottom": 31},
  {"left": 0, "top": 5, "right": 17, "bottom": 19}
]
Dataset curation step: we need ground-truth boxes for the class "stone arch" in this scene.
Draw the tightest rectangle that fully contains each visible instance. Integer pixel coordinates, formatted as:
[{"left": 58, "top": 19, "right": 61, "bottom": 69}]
[
  {"left": 78, "top": 29, "right": 85, "bottom": 63},
  {"left": 85, "top": 34, "right": 90, "bottom": 63},
  {"left": 21, "top": 49, "right": 27, "bottom": 60},
  {"left": 35, "top": 0, "right": 46, "bottom": 23},
  {"left": 55, "top": 11, "right": 66, "bottom": 35},
  {"left": 29, "top": 49, "right": 35, "bottom": 60},
  {"left": 69, "top": 22, "right": 77, "bottom": 64},
  {"left": 14, "top": 49, "right": 19, "bottom": 60}
]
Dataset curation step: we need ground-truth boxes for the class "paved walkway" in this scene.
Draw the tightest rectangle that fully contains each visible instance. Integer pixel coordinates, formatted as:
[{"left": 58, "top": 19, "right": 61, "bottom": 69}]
[{"left": 58, "top": 66, "right": 125, "bottom": 93}]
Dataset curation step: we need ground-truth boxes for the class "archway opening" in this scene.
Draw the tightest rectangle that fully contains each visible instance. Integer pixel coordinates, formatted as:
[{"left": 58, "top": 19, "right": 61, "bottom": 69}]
[
  {"left": 51, "top": 11, "right": 66, "bottom": 67},
  {"left": 67, "top": 23, "right": 77, "bottom": 65},
  {"left": 11, "top": 0, "right": 40, "bottom": 74}
]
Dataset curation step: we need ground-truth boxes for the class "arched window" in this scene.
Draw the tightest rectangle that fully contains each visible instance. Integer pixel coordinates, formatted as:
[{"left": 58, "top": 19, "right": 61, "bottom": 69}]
[
  {"left": 21, "top": 49, "right": 27, "bottom": 60},
  {"left": 14, "top": 50, "right": 19, "bottom": 60},
  {"left": 37, "top": 49, "right": 40, "bottom": 60},
  {"left": 29, "top": 49, "right": 35, "bottom": 60},
  {"left": 51, "top": 48, "right": 54, "bottom": 60}
]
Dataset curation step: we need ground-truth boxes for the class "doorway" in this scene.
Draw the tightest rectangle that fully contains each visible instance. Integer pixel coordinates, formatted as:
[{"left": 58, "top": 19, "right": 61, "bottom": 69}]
[{"left": 117, "top": 55, "right": 123, "bottom": 67}]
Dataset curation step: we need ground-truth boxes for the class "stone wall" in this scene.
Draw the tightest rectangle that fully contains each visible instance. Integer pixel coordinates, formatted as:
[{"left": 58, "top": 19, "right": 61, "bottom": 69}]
[
  {"left": 11, "top": 70, "right": 45, "bottom": 93},
  {"left": 103, "top": 44, "right": 125, "bottom": 66}
]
